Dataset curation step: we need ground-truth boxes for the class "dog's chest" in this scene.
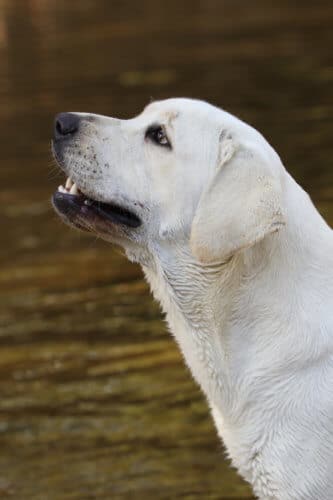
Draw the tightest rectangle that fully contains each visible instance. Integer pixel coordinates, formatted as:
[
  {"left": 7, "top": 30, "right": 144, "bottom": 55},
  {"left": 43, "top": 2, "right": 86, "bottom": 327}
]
[{"left": 211, "top": 404, "right": 281, "bottom": 499}]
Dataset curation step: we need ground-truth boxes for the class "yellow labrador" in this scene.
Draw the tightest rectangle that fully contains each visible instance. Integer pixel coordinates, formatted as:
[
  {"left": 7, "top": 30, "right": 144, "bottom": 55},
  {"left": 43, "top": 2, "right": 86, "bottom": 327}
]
[{"left": 52, "top": 99, "right": 333, "bottom": 500}]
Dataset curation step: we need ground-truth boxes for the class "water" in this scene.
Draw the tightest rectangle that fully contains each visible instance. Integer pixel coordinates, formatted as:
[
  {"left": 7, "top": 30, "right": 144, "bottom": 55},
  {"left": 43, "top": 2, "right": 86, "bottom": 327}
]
[{"left": 0, "top": 0, "right": 332, "bottom": 498}]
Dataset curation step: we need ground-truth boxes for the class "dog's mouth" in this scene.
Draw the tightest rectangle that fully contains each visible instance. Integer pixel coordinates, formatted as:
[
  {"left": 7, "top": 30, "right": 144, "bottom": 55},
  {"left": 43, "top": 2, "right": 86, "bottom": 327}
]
[{"left": 52, "top": 178, "right": 142, "bottom": 232}]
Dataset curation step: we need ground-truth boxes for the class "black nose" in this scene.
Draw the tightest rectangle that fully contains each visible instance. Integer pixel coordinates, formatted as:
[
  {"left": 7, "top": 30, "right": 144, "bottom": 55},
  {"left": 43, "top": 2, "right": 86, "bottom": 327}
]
[{"left": 54, "top": 112, "right": 80, "bottom": 138}]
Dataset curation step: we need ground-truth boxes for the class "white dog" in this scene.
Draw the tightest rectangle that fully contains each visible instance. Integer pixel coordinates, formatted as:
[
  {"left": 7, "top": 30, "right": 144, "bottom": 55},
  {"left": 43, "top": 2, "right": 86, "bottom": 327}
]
[{"left": 52, "top": 98, "right": 333, "bottom": 499}]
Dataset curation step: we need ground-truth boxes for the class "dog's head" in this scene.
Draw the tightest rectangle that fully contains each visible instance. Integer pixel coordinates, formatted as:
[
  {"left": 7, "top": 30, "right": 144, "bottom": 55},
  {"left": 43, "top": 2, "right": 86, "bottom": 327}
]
[{"left": 52, "top": 98, "right": 285, "bottom": 263}]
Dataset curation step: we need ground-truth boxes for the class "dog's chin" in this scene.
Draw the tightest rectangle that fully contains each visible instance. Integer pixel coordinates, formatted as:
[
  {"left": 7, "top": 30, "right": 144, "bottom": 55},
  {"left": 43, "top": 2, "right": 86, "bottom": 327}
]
[{"left": 52, "top": 177, "right": 142, "bottom": 238}]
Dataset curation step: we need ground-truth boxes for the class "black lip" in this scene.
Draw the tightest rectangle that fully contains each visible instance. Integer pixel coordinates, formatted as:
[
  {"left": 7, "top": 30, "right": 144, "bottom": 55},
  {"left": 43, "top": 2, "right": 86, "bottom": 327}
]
[
  {"left": 51, "top": 140, "right": 65, "bottom": 169},
  {"left": 52, "top": 191, "right": 142, "bottom": 229}
]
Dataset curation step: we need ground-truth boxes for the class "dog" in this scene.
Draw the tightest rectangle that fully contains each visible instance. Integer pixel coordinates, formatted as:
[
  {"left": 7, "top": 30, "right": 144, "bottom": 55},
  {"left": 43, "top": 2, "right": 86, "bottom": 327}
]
[{"left": 52, "top": 98, "right": 333, "bottom": 499}]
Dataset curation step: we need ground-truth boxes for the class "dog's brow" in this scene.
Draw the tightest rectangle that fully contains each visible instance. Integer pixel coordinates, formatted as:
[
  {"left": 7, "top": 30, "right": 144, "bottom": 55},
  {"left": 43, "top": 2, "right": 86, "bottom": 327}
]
[
  {"left": 165, "top": 111, "right": 179, "bottom": 128},
  {"left": 167, "top": 111, "right": 179, "bottom": 121}
]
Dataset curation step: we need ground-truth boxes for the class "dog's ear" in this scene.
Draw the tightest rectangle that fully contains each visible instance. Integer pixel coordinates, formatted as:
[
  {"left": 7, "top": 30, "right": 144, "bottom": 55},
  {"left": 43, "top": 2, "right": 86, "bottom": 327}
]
[{"left": 190, "top": 133, "right": 285, "bottom": 264}]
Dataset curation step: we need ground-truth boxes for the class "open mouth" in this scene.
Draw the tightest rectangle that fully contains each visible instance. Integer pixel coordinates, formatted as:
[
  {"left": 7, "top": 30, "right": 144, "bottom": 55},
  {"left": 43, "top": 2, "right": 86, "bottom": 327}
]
[{"left": 52, "top": 178, "right": 142, "bottom": 230}]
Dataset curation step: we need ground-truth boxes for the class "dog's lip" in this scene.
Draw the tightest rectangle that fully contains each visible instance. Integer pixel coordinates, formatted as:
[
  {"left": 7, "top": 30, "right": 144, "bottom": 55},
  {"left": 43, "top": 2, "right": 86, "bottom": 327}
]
[{"left": 53, "top": 178, "right": 142, "bottom": 229}]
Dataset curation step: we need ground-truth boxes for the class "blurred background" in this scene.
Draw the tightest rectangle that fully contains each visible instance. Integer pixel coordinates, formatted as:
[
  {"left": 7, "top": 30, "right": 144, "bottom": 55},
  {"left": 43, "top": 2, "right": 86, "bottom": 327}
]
[{"left": 0, "top": 0, "right": 332, "bottom": 498}]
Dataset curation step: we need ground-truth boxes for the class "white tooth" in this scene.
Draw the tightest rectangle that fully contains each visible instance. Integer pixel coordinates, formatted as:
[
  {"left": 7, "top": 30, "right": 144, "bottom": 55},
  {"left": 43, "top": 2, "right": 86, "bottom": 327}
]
[
  {"left": 65, "top": 177, "right": 73, "bottom": 190},
  {"left": 58, "top": 185, "right": 66, "bottom": 193},
  {"left": 69, "top": 183, "right": 79, "bottom": 195}
]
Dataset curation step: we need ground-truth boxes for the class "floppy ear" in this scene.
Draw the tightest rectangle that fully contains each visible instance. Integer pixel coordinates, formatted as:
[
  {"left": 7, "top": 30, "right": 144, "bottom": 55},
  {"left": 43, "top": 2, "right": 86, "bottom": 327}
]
[{"left": 190, "top": 135, "right": 285, "bottom": 264}]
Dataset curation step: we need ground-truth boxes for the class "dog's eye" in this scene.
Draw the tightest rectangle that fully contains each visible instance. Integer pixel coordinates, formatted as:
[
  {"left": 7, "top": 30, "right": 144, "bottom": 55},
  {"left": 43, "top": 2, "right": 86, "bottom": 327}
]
[{"left": 145, "top": 125, "right": 171, "bottom": 148}]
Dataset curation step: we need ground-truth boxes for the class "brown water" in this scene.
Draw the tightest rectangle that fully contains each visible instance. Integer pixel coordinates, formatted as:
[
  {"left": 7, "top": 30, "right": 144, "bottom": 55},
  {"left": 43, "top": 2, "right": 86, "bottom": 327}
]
[{"left": 0, "top": 0, "right": 332, "bottom": 498}]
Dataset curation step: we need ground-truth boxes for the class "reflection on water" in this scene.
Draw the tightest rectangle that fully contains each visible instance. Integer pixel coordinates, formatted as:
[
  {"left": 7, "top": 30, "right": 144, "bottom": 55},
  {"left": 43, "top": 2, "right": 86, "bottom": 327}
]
[{"left": 0, "top": 0, "right": 332, "bottom": 498}]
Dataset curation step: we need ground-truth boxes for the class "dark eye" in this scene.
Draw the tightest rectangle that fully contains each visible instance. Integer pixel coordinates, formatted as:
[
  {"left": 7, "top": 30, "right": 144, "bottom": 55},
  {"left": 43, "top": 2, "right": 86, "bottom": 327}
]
[{"left": 145, "top": 125, "right": 171, "bottom": 148}]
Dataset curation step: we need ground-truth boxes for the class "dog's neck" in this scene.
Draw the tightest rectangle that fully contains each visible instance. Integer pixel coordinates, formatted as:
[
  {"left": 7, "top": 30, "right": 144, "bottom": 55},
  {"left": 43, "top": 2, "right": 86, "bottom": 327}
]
[
  {"left": 142, "top": 240, "right": 246, "bottom": 410},
  {"left": 141, "top": 175, "right": 333, "bottom": 418},
  {"left": 139, "top": 177, "right": 333, "bottom": 497}
]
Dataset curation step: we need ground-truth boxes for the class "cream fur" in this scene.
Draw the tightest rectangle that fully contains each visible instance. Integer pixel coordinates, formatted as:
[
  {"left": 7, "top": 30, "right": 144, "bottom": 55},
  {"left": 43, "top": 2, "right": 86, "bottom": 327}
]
[{"left": 54, "top": 99, "right": 333, "bottom": 500}]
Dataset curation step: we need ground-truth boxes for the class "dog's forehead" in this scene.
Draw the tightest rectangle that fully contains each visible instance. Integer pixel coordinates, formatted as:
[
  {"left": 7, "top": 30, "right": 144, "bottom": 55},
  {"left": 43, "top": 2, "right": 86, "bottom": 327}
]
[
  {"left": 133, "top": 99, "right": 217, "bottom": 133},
  {"left": 140, "top": 101, "right": 180, "bottom": 123},
  {"left": 124, "top": 103, "right": 180, "bottom": 133}
]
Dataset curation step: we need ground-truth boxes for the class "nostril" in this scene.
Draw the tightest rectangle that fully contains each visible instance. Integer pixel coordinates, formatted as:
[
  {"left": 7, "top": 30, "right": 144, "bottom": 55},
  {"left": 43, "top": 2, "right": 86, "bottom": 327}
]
[
  {"left": 55, "top": 119, "right": 63, "bottom": 136},
  {"left": 54, "top": 112, "right": 80, "bottom": 138}
]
